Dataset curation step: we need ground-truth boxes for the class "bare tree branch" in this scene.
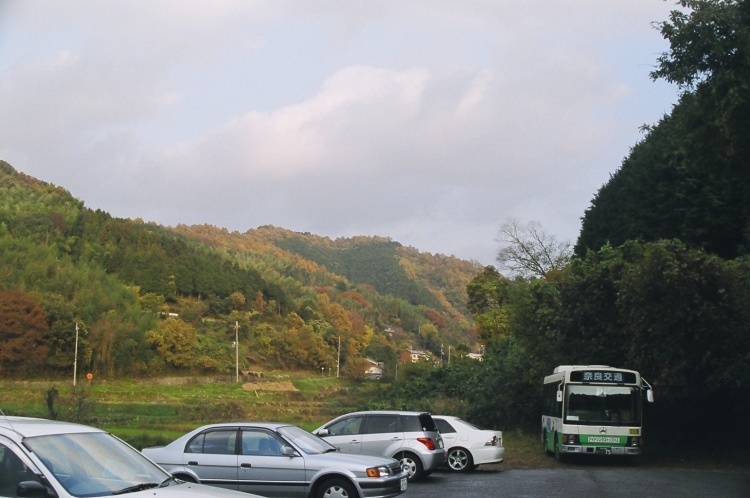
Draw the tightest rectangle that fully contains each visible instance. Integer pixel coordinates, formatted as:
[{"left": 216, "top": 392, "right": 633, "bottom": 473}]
[{"left": 496, "top": 218, "right": 572, "bottom": 278}]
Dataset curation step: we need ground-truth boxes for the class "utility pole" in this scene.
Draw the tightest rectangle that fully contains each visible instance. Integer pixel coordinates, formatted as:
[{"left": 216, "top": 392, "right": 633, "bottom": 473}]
[
  {"left": 235, "top": 321, "right": 239, "bottom": 383},
  {"left": 73, "top": 322, "right": 79, "bottom": 386}
]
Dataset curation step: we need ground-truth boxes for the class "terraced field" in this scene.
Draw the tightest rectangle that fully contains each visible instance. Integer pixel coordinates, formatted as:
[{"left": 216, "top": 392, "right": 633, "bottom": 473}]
[{"left": 0, "top": 371, "right": 369, "bottom": 448}]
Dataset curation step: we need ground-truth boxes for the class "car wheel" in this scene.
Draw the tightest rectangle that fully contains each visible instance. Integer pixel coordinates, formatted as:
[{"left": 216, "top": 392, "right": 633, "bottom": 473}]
[
  {"left": 446, "top": 447, "right": 474, "bottom": 472},
  {"left": 398, "top": 452, "right": 424, "bottom": 481},
  {"left": 316, "top": 477, "right": 357, "bottom": 498}
]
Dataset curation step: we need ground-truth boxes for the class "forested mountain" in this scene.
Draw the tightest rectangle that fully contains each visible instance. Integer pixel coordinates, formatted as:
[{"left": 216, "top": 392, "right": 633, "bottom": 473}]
[{"left": 0, "top": 160, "right": 481, "bottom": 378}]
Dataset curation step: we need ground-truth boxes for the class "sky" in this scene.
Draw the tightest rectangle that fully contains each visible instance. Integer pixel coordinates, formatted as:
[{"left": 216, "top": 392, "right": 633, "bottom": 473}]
[{"left": 0, "top": 1, "right": 682, "bottom": 266}]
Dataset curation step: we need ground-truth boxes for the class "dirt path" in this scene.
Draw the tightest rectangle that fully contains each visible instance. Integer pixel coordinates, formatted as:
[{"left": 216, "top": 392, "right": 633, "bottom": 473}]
[{"left": 242, "top": 381, "right": 298, "bottom": 392}]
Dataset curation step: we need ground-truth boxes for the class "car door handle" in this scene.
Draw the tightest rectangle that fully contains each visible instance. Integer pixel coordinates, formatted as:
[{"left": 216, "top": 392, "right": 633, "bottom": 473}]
[
  {"left": 351, "top": 439, "right": 361, "bottom": 444},
  {"left": 188, "top": 461, "right": 198, "bottom": 466},
  {"left": 391, "top": 437, "right": 402, "bottom": 441},
  {"left": 241, "top": 463, "right": 252, "bottom": 468}
]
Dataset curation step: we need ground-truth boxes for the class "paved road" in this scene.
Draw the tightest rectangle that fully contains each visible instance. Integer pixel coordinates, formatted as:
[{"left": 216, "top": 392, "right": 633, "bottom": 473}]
[{"left": 406, "top": 467, "right": 750, "bottom": 497}]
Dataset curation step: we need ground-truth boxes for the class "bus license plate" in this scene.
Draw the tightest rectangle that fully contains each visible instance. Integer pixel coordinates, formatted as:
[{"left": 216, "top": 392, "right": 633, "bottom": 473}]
[
  {"left": 596, "top": 447, "right": 612, "bottom": 455},
  {"left": 400, "top": 478, "right": 408, "bottom": 491}
]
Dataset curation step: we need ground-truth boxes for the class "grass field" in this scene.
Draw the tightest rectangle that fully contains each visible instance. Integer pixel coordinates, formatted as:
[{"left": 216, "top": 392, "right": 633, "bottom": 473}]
[
  {"left": 2, "top": 373, "right": 748, "bottom": 471},
  {"left": 0, "top": 371, "right": 376, "bottom": 448}
]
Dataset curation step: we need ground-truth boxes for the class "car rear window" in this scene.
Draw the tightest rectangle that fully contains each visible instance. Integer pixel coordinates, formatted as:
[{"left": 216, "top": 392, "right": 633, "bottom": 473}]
[
  {"left": 434, "top": 418, "right": 455, "bottom": 434},
  {"left": 418, "top": 414, "right": 438, "bottom": 432}
]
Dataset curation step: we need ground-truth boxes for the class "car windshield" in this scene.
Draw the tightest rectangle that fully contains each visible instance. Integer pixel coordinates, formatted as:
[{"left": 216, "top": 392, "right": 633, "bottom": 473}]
[
  {"left": 25, "top": 431, "right": 169, "bottom": 496},
  {"left": 277, "top": 425, "right": 336, "bottom": 455}
]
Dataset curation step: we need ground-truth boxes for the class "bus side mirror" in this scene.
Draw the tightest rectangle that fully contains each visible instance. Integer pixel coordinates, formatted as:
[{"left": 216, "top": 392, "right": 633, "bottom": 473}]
[
  {"left": 646, "top": 389, "right": 654, "bottom": 403},
  {"left": 556, "top": 390, "right": 562, "bottom": 402}
]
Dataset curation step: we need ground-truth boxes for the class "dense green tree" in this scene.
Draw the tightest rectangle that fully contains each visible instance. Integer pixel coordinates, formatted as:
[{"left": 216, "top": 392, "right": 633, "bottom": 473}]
[
  {"left": 556, "top": 244, "right": 633, "bottom": 366},
  {"left": 466, "top": 266, "right": 511, "bottom": 343},
  {"left": 576, "top": 0, "right": 750, "bottom": 259},
  {"left": 651, "top": 0, "right": 750, "bottom": 89},
  {"left": 615, "top": 241, "right": 750, "bottom": 438},
  {"left": 40, "top": 293, "right": 89, "bottom": 370},
  {"left": 145, "top": 317, "right": 198, "bottom": 368}
]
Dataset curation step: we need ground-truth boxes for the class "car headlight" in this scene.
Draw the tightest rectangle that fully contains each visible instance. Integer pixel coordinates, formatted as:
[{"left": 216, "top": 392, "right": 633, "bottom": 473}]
[{"left": 366, "top": 466, "right": 390, "bottom": 477}]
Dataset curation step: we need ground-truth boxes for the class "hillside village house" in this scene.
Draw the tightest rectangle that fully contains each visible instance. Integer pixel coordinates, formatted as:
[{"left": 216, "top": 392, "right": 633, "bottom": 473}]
[
  {"left": 365, "top": 358, "right": 384, "bottom": 379},
  {"left": 400, "top": 349, "right": 429, "bottom": 363}
]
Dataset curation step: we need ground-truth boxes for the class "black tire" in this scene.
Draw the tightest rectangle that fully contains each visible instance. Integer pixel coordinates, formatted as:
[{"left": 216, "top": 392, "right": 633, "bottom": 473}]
[
  {"left": 316, "top": 477, "right": 357, "bottom": 498},
  {"left": 446, "top": 447, "right": 474, "bottom": 472},
  {"left": 398, "top": 452, "right": 424, "bottom": 481}
]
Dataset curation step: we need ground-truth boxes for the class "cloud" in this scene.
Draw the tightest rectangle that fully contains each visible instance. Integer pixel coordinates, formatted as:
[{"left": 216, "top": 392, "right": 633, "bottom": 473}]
[{"left": 0, "top": 0, "right": 679, "bottom": 265}]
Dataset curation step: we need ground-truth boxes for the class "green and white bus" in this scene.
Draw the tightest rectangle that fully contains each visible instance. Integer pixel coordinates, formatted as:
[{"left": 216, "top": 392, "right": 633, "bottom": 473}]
[{"left": 542, "top": 365, "right": 654, "bottom": 459}]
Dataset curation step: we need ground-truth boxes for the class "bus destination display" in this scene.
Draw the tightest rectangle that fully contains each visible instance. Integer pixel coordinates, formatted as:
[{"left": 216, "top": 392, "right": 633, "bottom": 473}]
[{"left": 569, "top": 370, "right": 637, "bottom": 384}]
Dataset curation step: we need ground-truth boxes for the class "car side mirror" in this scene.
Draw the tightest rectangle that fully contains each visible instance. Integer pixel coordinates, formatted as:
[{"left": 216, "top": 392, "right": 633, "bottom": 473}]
[
  {"left": 646, "top": 389, "right": 654, "bottom": 403},
  {"left": 316, "top": 428, "right": 329, "bottom": 437},
  {"left": 556, "top": 390, "right": 562, "bottom": 402},
  {"left": 16, "top": 480, "right": 48, "bottom": 498},
  {"left": 281, "top": 446, "right": 298, "bottom": 457}
]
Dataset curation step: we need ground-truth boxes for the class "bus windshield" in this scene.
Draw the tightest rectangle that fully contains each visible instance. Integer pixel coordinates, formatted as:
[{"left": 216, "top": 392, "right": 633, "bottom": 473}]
[{"left": 564, "top": 385, "right": 642, "bottom": 425}]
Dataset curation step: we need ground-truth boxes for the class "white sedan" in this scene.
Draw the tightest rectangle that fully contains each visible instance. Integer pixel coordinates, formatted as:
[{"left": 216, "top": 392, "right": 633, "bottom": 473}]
[{"left": 432, "top": 415, "right": 505, "bottom": 472}]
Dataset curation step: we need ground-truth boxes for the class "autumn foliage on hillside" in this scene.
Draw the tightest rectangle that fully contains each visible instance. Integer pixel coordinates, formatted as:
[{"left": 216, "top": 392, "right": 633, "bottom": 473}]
[{"left": 0, "top": 160, "right": 481, "bottom": 379}]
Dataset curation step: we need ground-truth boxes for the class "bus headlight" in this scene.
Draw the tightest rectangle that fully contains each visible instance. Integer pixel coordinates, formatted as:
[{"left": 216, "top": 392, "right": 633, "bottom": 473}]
[{"left": 563, "top": 434, "right": 579, "bottom": 445}]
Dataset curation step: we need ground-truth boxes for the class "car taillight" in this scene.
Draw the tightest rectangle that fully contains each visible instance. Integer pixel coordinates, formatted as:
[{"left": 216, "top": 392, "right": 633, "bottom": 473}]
[
  {"left": 485, "top": 436, "right": 498, "bottom": 447},
  {"left": 417, "top": 437, "right": 435, "bottom": 450}
]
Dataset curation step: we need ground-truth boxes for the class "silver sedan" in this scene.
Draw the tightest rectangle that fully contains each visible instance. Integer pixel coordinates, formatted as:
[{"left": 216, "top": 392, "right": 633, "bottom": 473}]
[{"left": 142, "top": 422, "right": 408, "bottom": 498}]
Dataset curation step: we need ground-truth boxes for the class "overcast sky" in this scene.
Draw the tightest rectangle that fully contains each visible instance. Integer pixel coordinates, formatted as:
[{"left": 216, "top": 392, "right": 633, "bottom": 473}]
[{"left": 0, "top": 1, "right": 681, "bottom": 266}]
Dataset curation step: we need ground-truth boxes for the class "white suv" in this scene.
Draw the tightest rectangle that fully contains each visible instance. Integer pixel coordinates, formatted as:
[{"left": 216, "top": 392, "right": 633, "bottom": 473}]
[{"left": 314, "top": 411, "right": 446, "bottom": 481}]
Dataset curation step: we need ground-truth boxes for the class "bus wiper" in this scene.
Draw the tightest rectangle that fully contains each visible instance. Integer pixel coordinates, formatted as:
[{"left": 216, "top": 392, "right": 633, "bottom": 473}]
[{"left": 112, "top": 482, "right": 159, "bottom": 494}]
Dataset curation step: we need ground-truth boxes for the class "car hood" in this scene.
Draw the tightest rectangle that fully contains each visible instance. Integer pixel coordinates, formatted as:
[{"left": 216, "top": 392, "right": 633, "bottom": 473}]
[
  {"left": 130, "top": 482, "right": 260, "bottom": 497},
  {"left": 305, "top": 451, "right": 399, "bottom": 469}
]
